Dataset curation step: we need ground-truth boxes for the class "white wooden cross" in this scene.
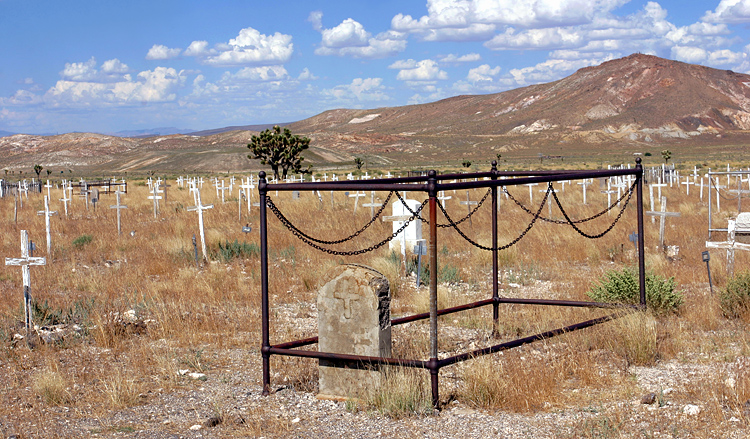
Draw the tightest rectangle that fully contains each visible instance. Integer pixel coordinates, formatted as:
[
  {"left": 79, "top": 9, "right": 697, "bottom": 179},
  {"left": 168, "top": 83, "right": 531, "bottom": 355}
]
[
  {"left": 651, "top": 180, "right": 668, "bottom": 201},
  {"left": 187, "top": 190, "right": 213, "bottom": 261},
  {"left": 646, "top": 196, "right": 681, "bottom": 248},
  {"left": 540, "top": 186, "right": 559, "bottom": 217},
  {"left": 362, "top": 191, "right": 383, "bottom": 217},
  {"left": 461, "top": 190, "right": 478, "bottom": 225},
  {"left": 36, "top": 196, "right": 57, "bottom": 256},
  {"left": 349, "top": 191, "right": 366, "bottom": 213},
  {"left": 44, "top": 180, "right": 53, "bottom": 199},
  {"left": 5, "top": 230, "right": 46, "bottom": 336},
  {"left": 711, "top": 177, "right": 726, "bottom": 211},
  {"left": 148, "top": 184, "right": 162, "bottom": 218},
  {"left": 109, "top": 190, "right": 128, "bottom": 235},
  {"left": 59, "top": 183, "right": 71, "bottom": 218},
  {"left": 578, "top": 179, "right": 592, "bottom": 205},
  {"left": 437, "top": 190, "right": 452, "bottom": 204},
  {"left": 525, "top": 183, "right": 539, "bottom": 203},
  {"left": 681, "top": 178, "right": 694, "bottom": 196},
  {"left": 706, "top": 220, "right": 750, "bottom": 277},
  {"left": 217, "top": 179, "right": 230, "bottom": 203}
]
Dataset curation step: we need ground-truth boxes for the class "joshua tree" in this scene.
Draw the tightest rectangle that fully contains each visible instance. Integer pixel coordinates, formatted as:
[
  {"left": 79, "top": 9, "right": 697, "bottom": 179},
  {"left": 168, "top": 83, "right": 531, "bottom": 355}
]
[
  {"left": 462, "top": 160, "right": 472, "bottom": 168},
  {"left": 248, "top": 125, "right": 311, "bottom": 180},
  {"left": 661, "top": 149, "right": 672, "bottom": 164},
  {"left": 354, "top": 157, "right": 365, "bottom": 170},
  {"left": 33, "top": 164, "right": 43, "bottom": 178}
]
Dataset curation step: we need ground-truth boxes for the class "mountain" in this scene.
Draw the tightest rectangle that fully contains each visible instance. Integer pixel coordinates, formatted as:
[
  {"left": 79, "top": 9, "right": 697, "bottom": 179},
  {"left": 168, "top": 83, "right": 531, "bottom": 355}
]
[
  {"left": 0, "top": 130, "right": 16, "bottom": 138},
  {"left": 289, "top": 54, "right": 750, "bottom": 153},
  {"left": 3, "top": 53, "right": 750, "bottom": 174},
  {"left": 112, "top": 127, "right": 194, "bottom": 138}
]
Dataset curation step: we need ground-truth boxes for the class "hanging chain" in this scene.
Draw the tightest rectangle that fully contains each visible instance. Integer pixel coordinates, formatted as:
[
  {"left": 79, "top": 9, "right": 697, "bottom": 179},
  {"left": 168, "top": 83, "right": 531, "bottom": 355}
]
[
  {"left": 265, "top": 191, "right": 393, "bottom": 245},
  {"left": 267, "top": 197, "right": 428, "bottom": 256},
  {"left": 395, "top": 188, "right": 491, "bottom": 227},
  {"left": 550, "top": 182, "right": 634, "bottom": 239},
  {"left": 505, "top": 180, "right": 636, "bottom": 224},
  {"left": 709, "top": 177, "right": 740, "bottom": 200},
  {"left": 437, "top": 186, "right": 551, "bottom": 251}
]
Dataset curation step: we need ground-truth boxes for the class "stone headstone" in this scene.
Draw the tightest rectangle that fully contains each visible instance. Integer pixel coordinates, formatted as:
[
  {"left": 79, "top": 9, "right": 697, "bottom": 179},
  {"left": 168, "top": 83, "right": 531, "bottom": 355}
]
[
  {"left": 736, "top": 212, "right": 750, "bottom": 243},
  {"left": 317, "top": 264, "right": 391, "bottom": 399}
]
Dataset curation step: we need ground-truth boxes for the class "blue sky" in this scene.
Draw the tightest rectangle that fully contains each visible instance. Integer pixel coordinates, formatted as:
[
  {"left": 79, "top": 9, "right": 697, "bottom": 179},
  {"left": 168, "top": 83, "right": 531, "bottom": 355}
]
[{"left": 2, "top": 0, "right": 750, "bottom": 135}]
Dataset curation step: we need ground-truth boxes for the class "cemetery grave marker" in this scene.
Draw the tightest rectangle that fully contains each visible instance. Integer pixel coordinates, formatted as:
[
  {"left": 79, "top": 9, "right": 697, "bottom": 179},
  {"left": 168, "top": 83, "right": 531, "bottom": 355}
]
[
  {"left": 317, "top": 265, "right": 391, "bottom": 400},
  {"left": 36, "top": 196, "right": 57, "bottom": 255},
  {"left": 5, "top": 230, "right": 46, "bottom": 338},
  {"left": 460, "top": 190, "right": 478, "bottom": 225},
  {"left": 706, "top": 219, "right": 750, "bottom": 277},
  {"left": 187, "top": 190, "right": 213, "bottom": 261},
  {"left": 646, "top": 196, "right": 681, "bottom": 249},
  {"left": 109, "top": 191, "right": 128, "bottom": 235}
]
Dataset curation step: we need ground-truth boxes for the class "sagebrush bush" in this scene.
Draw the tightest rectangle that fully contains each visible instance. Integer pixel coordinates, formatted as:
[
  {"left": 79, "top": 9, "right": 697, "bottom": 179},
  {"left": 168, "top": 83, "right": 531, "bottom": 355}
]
[
  {"left": 721, "top": 271, "right": 750, "bottom": 318},
  {"left": 216, "top": 239, "right": 259, "bottom": 261},
  {"left": 72, "top": 234, "right": 93, "bottom": 248},
  {"left": 587, "top": 267, "right": 683, "bottom": 314}
]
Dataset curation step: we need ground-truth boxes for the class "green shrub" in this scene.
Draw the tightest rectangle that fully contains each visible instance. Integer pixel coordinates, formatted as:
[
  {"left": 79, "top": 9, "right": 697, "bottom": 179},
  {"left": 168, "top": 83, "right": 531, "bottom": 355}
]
[
  {"left": 72, "top": 234, "right": 93, "bottom": 249},
  {"left": 721, "top": 271, "right": 750, "bottom": 318},
  {"left": 587, "top": 267, "right": 683, "bottom": 314},
  {"left": 217, "top": 240, "right": 260, "bottom": 262}
]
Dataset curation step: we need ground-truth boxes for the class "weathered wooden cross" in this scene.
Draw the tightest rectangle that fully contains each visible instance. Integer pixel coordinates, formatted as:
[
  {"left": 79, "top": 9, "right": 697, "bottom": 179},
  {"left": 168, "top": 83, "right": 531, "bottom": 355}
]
[
  {"left": 36, "top": 196, "right": 57, "bottom": 255},
  {"left": 349, "top": 191, "right": 366, "bottom": 213},
  {"left": 706, "top": 219, "right": 750, "bottom": 277},
  {"left": 578, "top": 179, "right": 592, "bottom": 205},
  {"left": 646, "top": 196, "right": 681, "bottom": 248},
  {"left": 362, "top": 191, "right": 383, "bottom": 217},
  {"left": 109, "top": 190, "right": 128, "bottom": 235},
  {"left": 5, "top": 230, "right": 46, "bottom": 337},
  {"left": 460, "top": 190, "right": 478, "bottom": 225},
  {"left": 148, "top": 184, "right": 162, "bottom": 218},
  {"left": 187, "top": 190, "right": 213, "bottom": 261},
  {"left": 59, "top": 183, "right": 71, "bottom": 218}
]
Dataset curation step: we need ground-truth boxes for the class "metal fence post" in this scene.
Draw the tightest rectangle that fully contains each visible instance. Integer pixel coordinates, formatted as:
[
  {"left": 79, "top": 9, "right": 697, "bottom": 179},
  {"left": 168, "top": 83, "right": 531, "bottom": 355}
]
[
  {"left": 427, "top": 170, "right": 440, "bottom": 407},
  {"left": 259, "top": 171, "right": 271, "bottom": 396},
  {"left": 490, "top": 161, "right": 499, "bottom": 336},
  {"left": 635, "top": 158, "right": 647, "bottom": 308}
]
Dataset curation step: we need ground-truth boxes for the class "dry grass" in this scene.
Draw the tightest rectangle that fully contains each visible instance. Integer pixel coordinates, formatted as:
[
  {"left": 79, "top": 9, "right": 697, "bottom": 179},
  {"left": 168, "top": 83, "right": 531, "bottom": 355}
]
[{"left": 1, "top": 167, "right": 750, "bottom": 437}]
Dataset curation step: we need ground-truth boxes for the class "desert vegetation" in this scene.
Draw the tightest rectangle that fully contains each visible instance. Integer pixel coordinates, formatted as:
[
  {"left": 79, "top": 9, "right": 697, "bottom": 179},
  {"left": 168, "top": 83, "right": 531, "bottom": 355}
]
[{"left": 1, "top": 163, "right": 750, "bottom": 438}]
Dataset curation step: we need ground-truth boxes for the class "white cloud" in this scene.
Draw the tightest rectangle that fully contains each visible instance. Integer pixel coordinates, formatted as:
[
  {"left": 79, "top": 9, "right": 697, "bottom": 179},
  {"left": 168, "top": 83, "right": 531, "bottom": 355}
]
[
  {"left": 324, "top": 77, "right": 390, "bottom": 102},
  {"left": 395, "top": 59, "right": 448, "bottom": 81},
  {"left": 60, "top": 57, "right": 130, "bottom": 83},
  {"left": 392, "top": 0, "right": 629, "bottom": 42},
  {"left": 146, "top": 44, "right": 182, "bottom": 60},
  {"left": 308, "top": 10, "right": 324, "bottom": 31},
  {"left": 60, "top": 57, "right": 99, "bottom": 81},
  {"left": 388, "top": 59, "right": 419, "bottom": 69},
  {"left": 46, "top": 67, "right": 186, "bottom": 105},
  {"left": 508, "top": 56, "right": 612, "bottom": 85},
  {"left": 221, "top": 66, "right": 290, "bottom": 83},
  {"left": 184, "top": 40, "right": 214, "bottom": 57},
  {"left": 186, "top": 27, "right": 294, "bottom": 66},
  {"left": 298, "top": 68, "right": 318, "bottom": 80},
  {"left": 703, "top": 0, "right": 750, "bottom": 24},
  {"left": 671, "top": 46, "right": 708, "bottom": 64},
  {"left": 467, "top": 64, "right": 501, "bottom": 82},
  {"left": 485, "top": 27, "right": 584, "bottom": 50},
  {"left": 437, "top": 53, "right": 482, "bottom": 63},
  {"left": 321, "top": 18, "right": 370, "bottom": 48},
  {"left": 314, "top": 14, "right": 407, "bottom": 58}
]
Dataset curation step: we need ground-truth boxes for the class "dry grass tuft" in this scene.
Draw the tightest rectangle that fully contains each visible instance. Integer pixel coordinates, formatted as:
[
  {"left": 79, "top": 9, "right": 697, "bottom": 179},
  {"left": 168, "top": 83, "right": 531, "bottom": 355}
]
[{"left": 32, "top": 368, "right": 70, "bottom": 406}]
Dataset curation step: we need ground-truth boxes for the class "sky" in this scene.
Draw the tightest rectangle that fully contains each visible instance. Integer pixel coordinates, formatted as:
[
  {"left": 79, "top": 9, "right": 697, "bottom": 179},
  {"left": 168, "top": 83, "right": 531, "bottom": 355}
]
[{"left": 3, "top": 0, "right": 750, "bottom": 135}]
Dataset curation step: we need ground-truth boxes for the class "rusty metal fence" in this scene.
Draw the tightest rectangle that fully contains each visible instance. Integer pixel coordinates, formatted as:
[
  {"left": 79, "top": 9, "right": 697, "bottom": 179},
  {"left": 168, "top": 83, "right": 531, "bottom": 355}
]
[{"left": 258, "top": 159, "right": 646, "bottom": 407}]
